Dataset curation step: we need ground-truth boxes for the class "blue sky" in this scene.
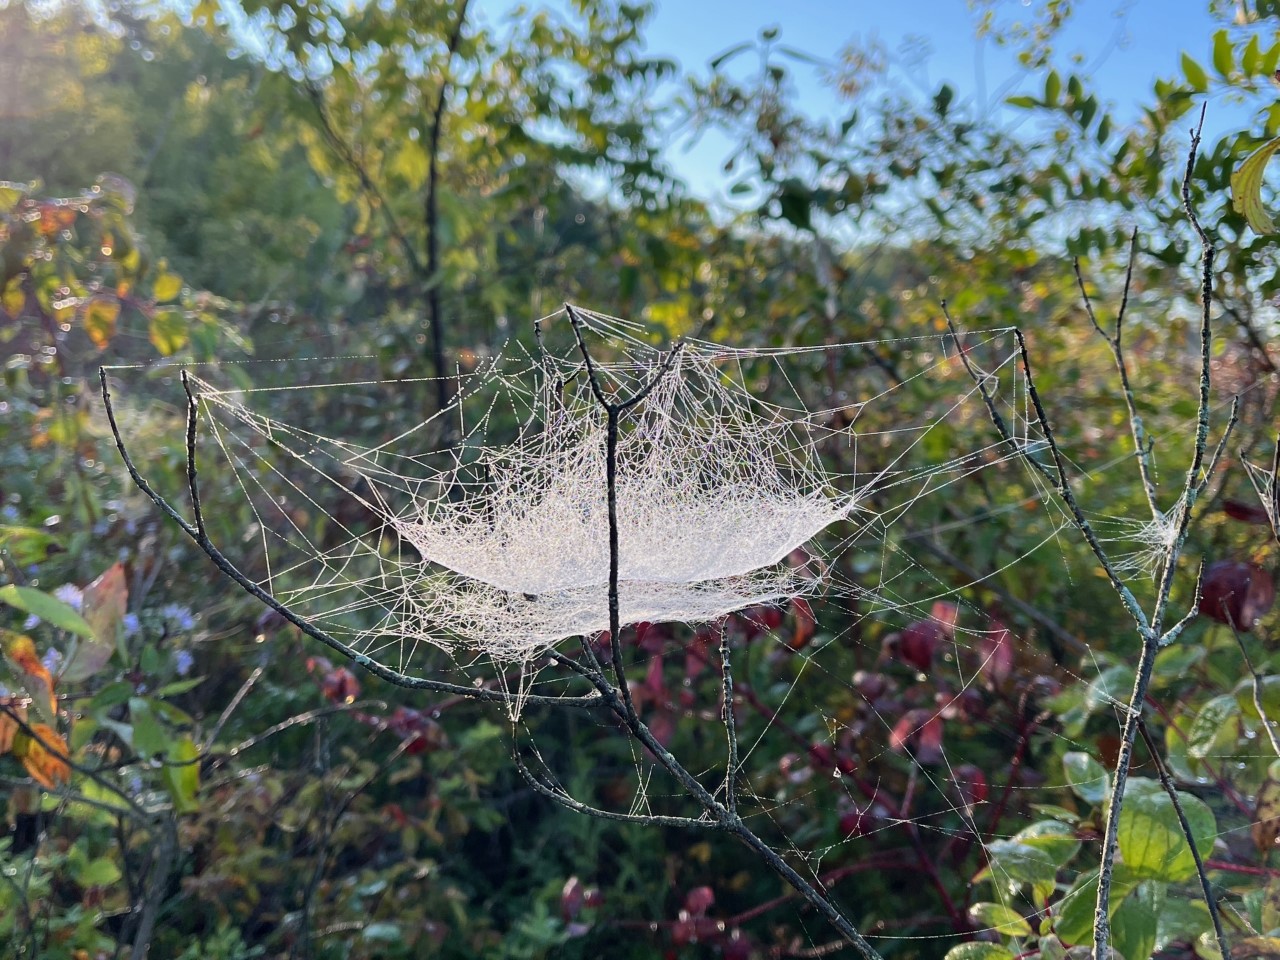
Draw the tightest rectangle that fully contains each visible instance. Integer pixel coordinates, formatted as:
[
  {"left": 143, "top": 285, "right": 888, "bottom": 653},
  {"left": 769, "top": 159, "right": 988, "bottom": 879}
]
[{"left": 474, "top": 0, "right": 1229, "bottom": 202}]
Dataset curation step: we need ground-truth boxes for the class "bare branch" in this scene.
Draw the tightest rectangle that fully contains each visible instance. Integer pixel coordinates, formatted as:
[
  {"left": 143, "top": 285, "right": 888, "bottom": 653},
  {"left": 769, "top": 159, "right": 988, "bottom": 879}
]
[{"left": 100, "top": 369, "right": 603, "bottom": 711}]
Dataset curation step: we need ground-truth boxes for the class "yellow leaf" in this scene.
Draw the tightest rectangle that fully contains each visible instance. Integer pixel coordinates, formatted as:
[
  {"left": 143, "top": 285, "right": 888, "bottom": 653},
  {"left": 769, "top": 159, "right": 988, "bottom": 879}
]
[
  {"left": 2, "top": 631, "right": 57, "bottom": 722},
  {"left": 391, "top": 140, "right": 430, "bottom": 189},
  {"left": 13, "top": 723, "right": 70, "bottom": 789},
  {"left": 1231, "top": 136, "right": 1280, "bottom": 234},
  {"left": 3, "top": 280, "right": 24, "bottom": 318},
  {"left": 83, "top": 297, "right": 121, "bottom": 349},
  {"left": 152, "top": 271, "right": 182, "bottom": 303},
  {"left": 0, "top": 698, "right": 26, "bottom": 755},
  {"left": 149, "top": 308, "right": 189, "bottom": 356}
]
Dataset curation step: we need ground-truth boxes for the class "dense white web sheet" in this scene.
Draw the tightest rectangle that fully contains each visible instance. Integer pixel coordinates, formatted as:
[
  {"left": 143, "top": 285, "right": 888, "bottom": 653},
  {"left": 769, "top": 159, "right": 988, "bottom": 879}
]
[{"left": 162, "top": 306, "right": 1046, "bottom": 680}]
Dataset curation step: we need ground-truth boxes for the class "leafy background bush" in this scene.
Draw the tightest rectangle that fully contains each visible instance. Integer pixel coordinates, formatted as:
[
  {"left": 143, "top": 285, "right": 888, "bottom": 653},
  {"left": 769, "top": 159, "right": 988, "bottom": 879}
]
[{"left": 3, "top": 1, "right": 1280, "bottom": 958}]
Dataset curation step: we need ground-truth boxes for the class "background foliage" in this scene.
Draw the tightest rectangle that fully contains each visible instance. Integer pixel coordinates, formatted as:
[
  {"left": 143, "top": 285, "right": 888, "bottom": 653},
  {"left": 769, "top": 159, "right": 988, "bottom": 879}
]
[{"left": 3, "top": 1, "right": 1280, "bottom": 958}]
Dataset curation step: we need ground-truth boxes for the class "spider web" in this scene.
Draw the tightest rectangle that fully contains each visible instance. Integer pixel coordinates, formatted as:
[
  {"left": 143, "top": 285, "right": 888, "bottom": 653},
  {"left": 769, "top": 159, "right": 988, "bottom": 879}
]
[
  {"left": 156, "top": 308, "right": 1041, "bottom": 687},
  {"left": 103, "top": 305, "right": 1253, "bottom": 955}
]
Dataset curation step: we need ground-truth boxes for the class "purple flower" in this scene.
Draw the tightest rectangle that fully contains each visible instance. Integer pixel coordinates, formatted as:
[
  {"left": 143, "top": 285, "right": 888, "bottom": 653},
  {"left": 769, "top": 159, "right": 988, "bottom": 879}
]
[
  {"left": 53, "top": 584, "right": 83, "bottom": 611},
  {"left": 41, "top": 647, "right": 63, "bottom": 675},
  {"left": 160, "top": 604, "right": 196, "bottom": 632},
  {"left": 173, "top": 649, "right": 194, "bottom": 677},
  {"left": 122, "top": 613, "right": 141, "bottom": 638}
]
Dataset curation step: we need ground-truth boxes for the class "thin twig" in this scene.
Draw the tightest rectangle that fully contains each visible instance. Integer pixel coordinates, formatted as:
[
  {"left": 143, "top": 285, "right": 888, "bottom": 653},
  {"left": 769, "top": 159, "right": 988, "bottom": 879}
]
[
  {"left": 423, "top": 0, "right": 471, "bottom": 420},
  {"left": 1074, "top": 233, "right": 1160, "bottom": 517},
  {"left": 561, "top": 305, "right": 884, "bottom": 960},
  {"left": 511, "top": 744, "right": 717, "bottom": 828},
  {"left": 1228, "top": 622, "right": 1280, "bottom": 760},
  {"left": 720, "top": 620, "right": 740, "bottom": 817},
  {"left": 1136, "top": 718, "right": 1230, "bottom": 959}
]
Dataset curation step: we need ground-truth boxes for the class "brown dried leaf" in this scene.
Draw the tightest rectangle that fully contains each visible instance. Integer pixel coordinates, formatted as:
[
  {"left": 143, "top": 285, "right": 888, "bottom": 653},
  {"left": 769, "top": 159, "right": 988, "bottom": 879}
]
[{"left": 63, "top": 563, "right": 126, "bottom": 683}]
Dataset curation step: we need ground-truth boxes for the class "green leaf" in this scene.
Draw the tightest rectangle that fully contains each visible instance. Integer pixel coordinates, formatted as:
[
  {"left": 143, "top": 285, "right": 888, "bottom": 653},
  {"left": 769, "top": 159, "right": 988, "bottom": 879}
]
[
  {"left": 1245, "top": 35, "right": 1263, "bottom": 75},
  {"left": 1213, "top": 30, "right": 1234, "bottom": 76},
  {"left": 1155, "top": 896, "right": 1212, "bottom": 953},
  {"left": 1240, "top": 676, "right": 1280, "bottom": 719},
  {"left": 1053, "top": 872, "right": 1136, "bottom": 946},
  {"left": 156, "top": 677, "right": 206, "bottom": 697},
  {"left": 1232, "top": 136, "right": 1280, "bottom": 234},
  {"left": 129, "top": 697, "right": 168, "bottom": 759},
  {"left": 1187, "top": 694, "right": 1240, "bottom": 760},
  {"left": 74, "top": 777, "right": 133, "bottom": 814},
  {"left": 1116, "top": 778, "right": 1215, "bottom": 882},
  {"left": 968, "top": 901, "right": 1031, "bottom": 937},
  {"left": 776, "top": 180, "right": 812, "bottom": 231},
  {"left": 1045, "top": 70, "right": 1061, "bottom": 105},
  {"left": 77, "top": 856, "right": 122, "bottom": 888},
  {"left": 149, "top": 308, "right": 189, "bottom": 356},
  {"left": 978, "top": 839, "right": 1058, "bottom": 892},
  {"left": 163, "top": 734, "right": 200, "bottom": 814},
  {"left": 361, "top": 921, "right": 402, "bottom": 942},
  {"left": 1063, "top": 751, "right": 1109, "bottom": 805},
  {"left": 88, "top": 681, "right": 135, "bottom": 713},
  {"left": 1083, "top": 664, "right": 1132, "bottom": 716},
  {"left": 0, "top": 526, "right": 59, "bottom": 567},
  {"left": 1112, "top": 880, "right": 1163, "bottom": 960},
  {"left": 709, "top": 41, "right": 751, "bottom": 71},
  {"left": 0, "top": 585, "right": 94, "bottom": 639},
  {"left": 1152, "top": 644, "right": 1204, "bottom": 688},
  {"left": 1182, "top": 52, "right": 1209, "bottom": 91},
  {"left": 942, "top": 944, "right": 1016, "bottom": 960}
]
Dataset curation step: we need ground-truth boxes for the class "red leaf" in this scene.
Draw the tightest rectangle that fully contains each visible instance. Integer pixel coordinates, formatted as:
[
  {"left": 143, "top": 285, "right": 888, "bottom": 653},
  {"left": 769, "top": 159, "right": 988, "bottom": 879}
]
[
  {"left": 321, "top": 667, "right": 360, "bottom": 704},
  {"left": 1199, "top": 561, "right": 1276, "bottom": 630},
  {"left": 683, "top": 885, "right": 715, "bottom": 917},
  {"left": 931, "top": 601, "right": 960, "bottom": 638},
  {"left": 561, "top": 876, "right": 585, "bottom": 921},
  {"left": 2, "top": 632, "right": 57, "bottom": 723},
  {"left": 953, "top": 764, "right": 988, "bottom": 808},
  {"left": 977, "top": 619, "right": 1014, "bottom": 685},
  {"left": 892, "top": 620, "right": 944, "bottom": 673},
  {"left": 890, "top": 708, "right": 945, "bottom": 764},
  {"left": 1224, "top": 499, "right": 1273, "bottom": 525},
  {"left": 790, "top": 598, "right": 816, "bottom": 650},
  {"left": 14, "top": 723, "right": 71, "bottom": 789}
]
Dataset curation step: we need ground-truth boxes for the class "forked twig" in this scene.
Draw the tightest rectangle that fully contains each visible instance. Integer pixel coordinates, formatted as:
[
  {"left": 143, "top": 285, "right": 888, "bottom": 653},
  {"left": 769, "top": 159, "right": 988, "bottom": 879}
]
[{"left": 948, "top": 106, "right": 1224, "bottom": 960}]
